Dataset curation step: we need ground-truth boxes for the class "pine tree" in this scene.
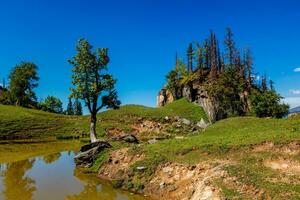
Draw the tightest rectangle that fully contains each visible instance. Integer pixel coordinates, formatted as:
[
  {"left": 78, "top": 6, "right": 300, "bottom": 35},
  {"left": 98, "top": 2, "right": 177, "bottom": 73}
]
[
  {"left": 187, "top": 43, "right": 193, "bottom": 72},
  {"left": 210, "top": 31, "right": 218, "bottom": 78},
  {"left": 217, "top": 42, "right": 222, "bottom": 73},
  {"left": 270, "top": 80, "right": 274, "bottom": 91},
  {"left": 261, "top": 74, "right": 267, "bottom": 92},
  {"left": 196, "top": 42, "right": 203, "bottom": 70},
  {"left": 204, "top": 39, "right": 211, "bottom": 69},
  {"left": 220, "top": 54, "right": 225, "bottom": 73},
  {"left": 224, "top": 27, "right": 236, "bottom": 66},
  {"left": 175, "top": 51, "right": 178, "bottom": 68},
  {"left": 2, "top": 78, "right": 5, "bottom": 89},
  {"left": 244, "top": 48, "right": 253, "bottom": 92},
  {"left": 66, "top": 97, "right": 74, "bottom": 115},
  {"left": 73, "top": 98, "right": 83, "bottom": 115}
]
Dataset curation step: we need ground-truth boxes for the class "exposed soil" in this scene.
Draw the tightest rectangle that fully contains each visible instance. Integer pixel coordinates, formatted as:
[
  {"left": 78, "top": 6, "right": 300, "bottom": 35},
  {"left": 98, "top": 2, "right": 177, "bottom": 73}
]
[
  {"left": 145, "top": 162, "right": 224, "bottom": 200},
  {"left": 98, "top": 148, "right": 144, "bottom": 180},
  {"left": 105, "top": 117, "right": 203, "bottom": 142},
  {"left": 264, "top": 159, "right": 300, "bottom": 176},
  {"left": 105, "top": 119, "right": 167, "bottom": 141},
  {"left": 252, "top": 141, "right": 300, "bottom": 155},
  {"left": 95, "top": 142, "right": 300, "bottom": 199}
]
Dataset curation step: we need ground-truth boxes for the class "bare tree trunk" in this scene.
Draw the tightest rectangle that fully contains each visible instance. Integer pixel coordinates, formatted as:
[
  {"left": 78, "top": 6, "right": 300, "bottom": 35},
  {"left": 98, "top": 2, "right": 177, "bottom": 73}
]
[{"left": 90, "top": 114, "right": 97, "bottom": 143}]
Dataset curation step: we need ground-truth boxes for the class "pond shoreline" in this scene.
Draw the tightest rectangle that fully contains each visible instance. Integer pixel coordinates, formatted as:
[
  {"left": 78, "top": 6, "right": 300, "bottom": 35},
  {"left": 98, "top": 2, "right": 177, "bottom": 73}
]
[{"left": 0, "top": 140, "right": 147, "bottom": 200}]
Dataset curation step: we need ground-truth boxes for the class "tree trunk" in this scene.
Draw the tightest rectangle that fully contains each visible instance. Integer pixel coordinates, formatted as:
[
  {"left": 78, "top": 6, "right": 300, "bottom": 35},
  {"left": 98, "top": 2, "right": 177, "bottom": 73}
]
[{"left": 90, "top": 114, "right": 97, "bottom": 143}]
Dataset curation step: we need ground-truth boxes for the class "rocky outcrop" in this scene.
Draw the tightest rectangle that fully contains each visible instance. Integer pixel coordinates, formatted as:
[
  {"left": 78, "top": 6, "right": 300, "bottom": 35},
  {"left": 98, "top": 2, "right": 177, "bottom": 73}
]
[
  {"left": 157, "top": 88, "right": 174, "bottom": 107},
  {"left": 157, "top": 84, "right": 221, "bottom": 122},
  {"left": 193, "top": 85, "right": 221, "bottom": 123}
]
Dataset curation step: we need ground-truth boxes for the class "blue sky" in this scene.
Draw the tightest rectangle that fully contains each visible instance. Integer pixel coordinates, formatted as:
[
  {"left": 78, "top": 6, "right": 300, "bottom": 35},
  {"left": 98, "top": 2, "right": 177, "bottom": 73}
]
[{"left": 0, "top": 0, "right": 300, "bottom": 111}]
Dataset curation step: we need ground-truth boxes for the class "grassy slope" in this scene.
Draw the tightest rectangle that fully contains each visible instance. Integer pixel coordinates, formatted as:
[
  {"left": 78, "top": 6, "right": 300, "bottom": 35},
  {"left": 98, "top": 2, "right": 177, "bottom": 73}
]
[
  {"left": 99, "top": 98, "right": 207, "bottom": 122},
  {"left": 0, "top": 98, "right": 207, "bottom": 140},
  {"left": 0, "top": 104, "right": 89, "bottom": 139},
  {"left": 2, "top": 99, "right": 300, "bottom": 198},
  {"left": 130, "top": 117, "right": 300, "bottom": 199},
  {"left": 145, "top": 117, "right": 300, "bottom": 160}
]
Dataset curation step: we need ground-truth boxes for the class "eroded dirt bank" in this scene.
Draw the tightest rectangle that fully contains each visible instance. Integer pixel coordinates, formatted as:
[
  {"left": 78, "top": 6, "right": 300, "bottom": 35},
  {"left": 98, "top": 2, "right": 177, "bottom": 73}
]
[{"left": 91, "top": 141, "right": 300, "bottom": 200}]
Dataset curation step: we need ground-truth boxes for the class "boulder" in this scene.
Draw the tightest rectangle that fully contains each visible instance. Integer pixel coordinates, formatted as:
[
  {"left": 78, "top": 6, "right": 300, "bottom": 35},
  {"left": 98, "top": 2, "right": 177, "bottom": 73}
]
[
  {"left": 181, "top": 118, "right": 192, "bottom": 126},
  {"left": 75, "top": 141, "right": 111, "bottom": 167},
  {"left": 196, "top": 118, "right": 209, "bottom": 129},
  {"left": 112, "top": 134, "right": 139, "bottom": 143}
]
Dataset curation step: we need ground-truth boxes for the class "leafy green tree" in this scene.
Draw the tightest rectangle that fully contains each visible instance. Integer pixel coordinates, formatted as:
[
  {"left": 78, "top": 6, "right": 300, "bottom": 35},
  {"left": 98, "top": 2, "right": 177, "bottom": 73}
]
[
  {"left": 66, "top": 98, "right": 74, "bottom": 115},
  {"left": 68, "top": 38, "right": 120, "bottom": 143},
  {"left": 39, "top": 96, "right": 63, "bottom": 114},
  {"left": 250, "top": 89, "right": 289, "bottom": 118},
  {"left": 73, "top": 98, "right": 83, "bottom": 115},
  {"left": 9, "top": 62, "right": 39, "bottom": 107}
]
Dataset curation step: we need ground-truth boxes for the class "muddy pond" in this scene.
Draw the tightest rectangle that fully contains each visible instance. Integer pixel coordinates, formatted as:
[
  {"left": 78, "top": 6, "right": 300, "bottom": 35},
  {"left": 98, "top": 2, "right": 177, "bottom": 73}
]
[{"left": 0, "top": 141, "right": 147, "bottom": 200}]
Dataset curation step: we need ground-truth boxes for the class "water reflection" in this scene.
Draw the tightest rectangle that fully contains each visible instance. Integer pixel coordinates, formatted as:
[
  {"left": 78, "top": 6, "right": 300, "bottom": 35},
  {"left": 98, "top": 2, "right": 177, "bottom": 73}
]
[
  {"left": 0, "top": 150, "right": 148, "bottom": 200},
  {"left": 66, "top": 168, "right": 119, "bottom": 200},
  {"left": 42, "top": 153, "right": 61, "bottom": 164},
  {"left": 1, "top": 159, "right": 36, "bottom": 200}
]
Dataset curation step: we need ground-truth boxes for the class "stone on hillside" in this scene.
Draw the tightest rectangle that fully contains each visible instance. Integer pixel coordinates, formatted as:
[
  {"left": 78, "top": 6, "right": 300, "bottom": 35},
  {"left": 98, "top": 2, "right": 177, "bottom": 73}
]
[
  {"left": 112, "top": 134, "right": 139, "bottom": 143},
  {"left": 75, "top": 141, "right": 111, "bottom": 167},
  {"left": 136, "top": 166, "right": 147, "bottom": 171},
  {"left": 162, "top": 166, "right": 173, "bottom": 174},
  {"left": 159, "top": 181, "right": 165, "bottom": 189},
  {"left": 181, "top": 118, "right": 192, "bottom": 126},
  {"left": 196, "top": 118, "right": 209, "bottom": 129},
  {"left": 148, "top": 138, "right": 158, "bottom": 144}
]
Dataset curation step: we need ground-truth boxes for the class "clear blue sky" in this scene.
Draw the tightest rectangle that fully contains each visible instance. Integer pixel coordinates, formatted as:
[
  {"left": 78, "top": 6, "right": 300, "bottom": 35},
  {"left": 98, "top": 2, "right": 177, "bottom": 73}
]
[{"left": 0, "top": 0, "right": 300, "bottom": 110}]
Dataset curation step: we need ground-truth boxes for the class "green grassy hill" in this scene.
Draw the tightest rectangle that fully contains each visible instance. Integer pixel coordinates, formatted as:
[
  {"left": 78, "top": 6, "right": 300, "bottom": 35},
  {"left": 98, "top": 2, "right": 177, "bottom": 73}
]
[
  {"left": 143, "top": 116, "right": 300, "bottom": 164},
  {"left": 2, "top": 99, "right": 300, "bottom": 198},
  {"left": 0, "top": 104, "right": 88, "bottom": 140},
  {"left": 0, "top": 98, "right": 207, "bottom": 140}
]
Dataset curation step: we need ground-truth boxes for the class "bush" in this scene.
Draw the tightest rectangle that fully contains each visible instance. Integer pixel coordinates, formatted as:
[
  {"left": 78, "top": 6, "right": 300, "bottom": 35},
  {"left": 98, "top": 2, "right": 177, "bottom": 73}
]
[{"left": 250, "top": 89, "right": 289, "bottom": 118}]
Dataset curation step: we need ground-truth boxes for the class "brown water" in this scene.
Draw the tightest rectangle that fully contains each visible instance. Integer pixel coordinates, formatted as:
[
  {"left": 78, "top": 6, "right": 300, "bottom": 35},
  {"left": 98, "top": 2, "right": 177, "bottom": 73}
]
[{"left": 0, "top": 144, "right": 147, "bottom": 200}]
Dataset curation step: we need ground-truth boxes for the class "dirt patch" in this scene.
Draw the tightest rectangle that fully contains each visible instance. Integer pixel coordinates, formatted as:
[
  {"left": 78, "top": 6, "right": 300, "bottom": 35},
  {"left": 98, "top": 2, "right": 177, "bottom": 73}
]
[
  {"left": 106, "top": 128, "right": 126, "bottom": 138},
  {"left": 98, "top": 148, "right": 144, "bottom": 180},
  {"left": 132, "top": 120, "right": 163, "bottom": 133},
  {"left": 252, "top": 141, "right": 274, "bottom": 152},
  {"left": 264, "top": 159, "right": 300, "bottom": 175},
  {"left": 252, "top": 141, "right": 300, "bottom": 155},
  {"left": 144, "top": 162, "right": 225, "bottom": 200},
  {"left": 280, "top": 142, "right": 300, "bottom": 155},
  {"left": 106, "top": 119, "right": 166, "bottom": 140},
  {"left": 220, "top": 169, "right": 267, "bottom": 199}
]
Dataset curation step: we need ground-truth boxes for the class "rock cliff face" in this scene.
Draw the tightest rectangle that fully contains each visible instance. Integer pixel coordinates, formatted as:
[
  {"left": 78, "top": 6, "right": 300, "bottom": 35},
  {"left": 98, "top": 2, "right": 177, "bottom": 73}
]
[
  {"left": 157, "top": 88, "right": 174, "bottom": 107},
  {"left": 157, "top": 84, "right": 220, "bottom": 123}
]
